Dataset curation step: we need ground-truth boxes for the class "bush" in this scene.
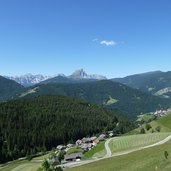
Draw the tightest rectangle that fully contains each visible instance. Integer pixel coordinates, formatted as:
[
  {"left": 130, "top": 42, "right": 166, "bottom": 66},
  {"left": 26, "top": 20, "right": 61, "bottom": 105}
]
[
  {"left": 37, "top": 159, "right": 64, "bottom": 171},
  {"left": 155, "top": 126, "right": 161, "bottom": 132},
  {"left": 140, "top": 128, "right": 145, "bottom": 134},
  {"left": 164, "top": 151, "right": 169, "bottom": 159},
  {"left": 26, "top": 155, "right": 33, "bottom": 161},
  {"left": 145, "top": 123, "right": 152, "bottom": 130},
  {"left": 58, "top": 150, "right": 66, "bottom": 162}
]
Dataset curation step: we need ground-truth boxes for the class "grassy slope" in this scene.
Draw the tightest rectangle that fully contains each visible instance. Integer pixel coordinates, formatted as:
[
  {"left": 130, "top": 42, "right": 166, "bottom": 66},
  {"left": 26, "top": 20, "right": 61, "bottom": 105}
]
[
  {"left": 132, "top": 113, "right": 171, "bottom": 134},
  {"left": 66, "top": 147, "right": 83, "bottom": 155},
  {"left": 0, "top": 153, "right": 51, "bottom": 171},
  {"left": 150, "top": 113, "right": 171, "bottom": 132},
  {"left": 67, "top": 140, "right": 171, "bottom": 171},
  {"left": 83, "top": 141, "right": 106, "bottom": 159},
  {"left": 136, "top": 114, "right": 156, "bottom": 123},
  {"left": 109, "top": 133, "right": 170, "bottom": 154},
  {"left": 0, "top": 161, "right": 41, "bottom": 171}
]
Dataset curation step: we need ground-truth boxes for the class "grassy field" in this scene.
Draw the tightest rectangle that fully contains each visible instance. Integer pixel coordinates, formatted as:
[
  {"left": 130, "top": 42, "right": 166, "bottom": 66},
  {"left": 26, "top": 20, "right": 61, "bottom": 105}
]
[
  {"left": 0, "top": 153, "right": 52, "bottom": 171},
  {"left": 32, "top": 153, "right": 51, "bottom": 161},
  {"left": 109, "top": 132, "right": 170, "bottom": 154},
  {"left": 136, "top": 113, "right": 156, "bottom": 123},
  {"left": 66, "top": 147, "right": 83, "bottom": 155},
  {"left": 131, "top": 113, "right": 171, "bottom": 134},
  {"left": 83, "top": 141, "right": 106, "bottom": 159},
  {"left": 150, "top": 113, "right": 171, "bottom": 132},
  {"left": 67, "top": 139, "right": 171, "bottom": 171},
  {"left": 0, "top": 161, "right": 41, "bottom": 171}
]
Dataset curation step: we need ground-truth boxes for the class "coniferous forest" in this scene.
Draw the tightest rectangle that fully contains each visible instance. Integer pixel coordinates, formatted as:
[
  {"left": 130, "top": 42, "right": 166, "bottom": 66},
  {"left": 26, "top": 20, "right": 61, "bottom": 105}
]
[{"left": 0, "top": 95, "right": 133, "bottom": 163}]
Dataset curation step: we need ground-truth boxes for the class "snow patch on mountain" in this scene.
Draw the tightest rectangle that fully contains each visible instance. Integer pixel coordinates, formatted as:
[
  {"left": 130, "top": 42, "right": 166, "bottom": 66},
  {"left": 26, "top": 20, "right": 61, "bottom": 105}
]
[{"left": 5, "top": 74, "right": 52, "bottom": 87}]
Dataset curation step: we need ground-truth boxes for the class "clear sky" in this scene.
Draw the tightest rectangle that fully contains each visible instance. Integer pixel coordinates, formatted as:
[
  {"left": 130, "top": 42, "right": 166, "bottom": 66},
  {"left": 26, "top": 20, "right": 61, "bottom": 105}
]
[{"left": 0, "top": 0, "right": 171, "bottom": 78}]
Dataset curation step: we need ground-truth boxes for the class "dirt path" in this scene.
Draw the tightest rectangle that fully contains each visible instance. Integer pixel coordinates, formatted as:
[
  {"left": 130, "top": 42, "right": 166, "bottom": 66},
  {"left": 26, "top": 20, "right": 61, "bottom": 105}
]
[{"left": 104, "top": 138, "right": 112, "bottom": 158}]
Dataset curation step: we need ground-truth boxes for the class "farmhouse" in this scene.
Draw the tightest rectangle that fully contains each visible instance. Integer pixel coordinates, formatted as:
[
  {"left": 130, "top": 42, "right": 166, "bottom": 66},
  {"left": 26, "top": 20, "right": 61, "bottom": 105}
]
[
  {"left": 57, "top": 145, "right": 66, "bottom": 150},
  {"left": 98, "top": 134, "right": 106, "bottom": 141},
  {"left": 81, "top": 143, "right": 93, "bottom": 152},
  {"left": 76, "top": 139, "right": 82, "bottom": 146},
  {"left": 82, "top": 137, "right": 92, "bottom": 143},
  {"left": 154, "top": 110, "right": 167, "bottom": 117},
  {"left": 64, "top": 152, "right": 83, "bottom": 162},
  {"left": 67, "top": 144, "right": 74, "bottom": 148}
]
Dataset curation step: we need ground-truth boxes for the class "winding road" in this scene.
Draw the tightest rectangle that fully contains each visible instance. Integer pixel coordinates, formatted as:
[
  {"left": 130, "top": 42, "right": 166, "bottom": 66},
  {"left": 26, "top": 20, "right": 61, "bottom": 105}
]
[{"left": 104, "top": 138, "right": 113, "bottom": 158}]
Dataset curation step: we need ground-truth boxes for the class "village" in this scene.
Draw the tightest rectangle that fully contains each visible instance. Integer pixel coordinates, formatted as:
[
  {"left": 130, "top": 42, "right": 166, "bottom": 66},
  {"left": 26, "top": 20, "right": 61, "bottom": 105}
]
[
  {"left": 48, "top": 131, "right": 114, "bottom": 165},
  {"left": 51, "top": 108, "right": 171, "bottom": 165},
  {"left": 153, "top": 109, "right": 168, "bottom": 117}
]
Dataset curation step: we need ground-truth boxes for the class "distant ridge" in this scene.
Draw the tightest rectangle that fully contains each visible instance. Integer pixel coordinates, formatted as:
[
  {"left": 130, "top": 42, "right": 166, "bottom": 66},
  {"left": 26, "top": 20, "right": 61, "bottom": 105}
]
[
  {"left": 113, "top": 70, "right": 171, "bottom": 98},
  {"left": 17, "top": 80, "right": 171, "bottom": 118},
  {"left": 40, "top": 69, "right": 107, "bottom": 84},
  {"left": 0, "top": 75, "right": 25, "bottom": 101},
  {"left": 69, "top": 69, "right": 107, "bottom": 80},
  {"left": 5, "top": 74, "right": 52, "bottom": 87},
  {"left": 5, "top": 69, "right": 107, "bottom": 87}
]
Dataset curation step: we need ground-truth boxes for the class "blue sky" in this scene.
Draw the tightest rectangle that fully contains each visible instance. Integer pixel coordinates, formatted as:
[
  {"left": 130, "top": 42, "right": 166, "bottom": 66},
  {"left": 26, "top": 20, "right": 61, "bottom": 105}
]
[{"left": 0, "top": 0, "right": 171, "bottom": 78}]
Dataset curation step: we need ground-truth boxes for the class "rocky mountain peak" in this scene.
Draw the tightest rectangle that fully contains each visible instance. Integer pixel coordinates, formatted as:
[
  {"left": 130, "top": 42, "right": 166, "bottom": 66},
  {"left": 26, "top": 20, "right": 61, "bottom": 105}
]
[{"left": 70, "top": 69, "right": 88, "bottom": 79}]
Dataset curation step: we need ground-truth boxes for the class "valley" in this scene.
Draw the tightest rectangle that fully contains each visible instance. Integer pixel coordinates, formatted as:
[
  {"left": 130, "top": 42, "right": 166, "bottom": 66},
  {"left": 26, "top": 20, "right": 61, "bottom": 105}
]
[{"left": 1, "top": 70, "right": 171, "bottom": 171}]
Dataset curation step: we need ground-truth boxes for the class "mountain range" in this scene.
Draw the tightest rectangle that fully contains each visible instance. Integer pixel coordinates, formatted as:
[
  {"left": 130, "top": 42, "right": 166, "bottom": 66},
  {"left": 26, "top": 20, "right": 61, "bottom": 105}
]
[
  {"left": 5, "top": 74, "right": 52, "bottom": 87},
  {"left": 18, "top": 80, "right": 171, "bottom": 118},
  {"left": 2, "top": 70, "right": 171, "bottom": 118},
  {"left": 4, "top": 69, "right": 107, "bottom": 87}
]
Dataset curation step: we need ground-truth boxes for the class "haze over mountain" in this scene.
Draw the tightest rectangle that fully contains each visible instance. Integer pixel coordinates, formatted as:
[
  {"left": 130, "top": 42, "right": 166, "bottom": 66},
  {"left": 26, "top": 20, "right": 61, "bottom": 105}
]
[{"left": 113, "top": 71, "right": 171, "bottom": 99}]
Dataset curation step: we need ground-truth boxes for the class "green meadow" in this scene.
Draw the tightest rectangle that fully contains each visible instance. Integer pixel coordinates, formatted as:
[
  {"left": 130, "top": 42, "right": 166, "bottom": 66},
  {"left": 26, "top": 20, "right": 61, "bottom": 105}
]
[
  {"left": 67, "top": 140, "right": 171, "bottom": 171},
  {"left": 109, "top": 133, "right": 171, "bottom": 154}
]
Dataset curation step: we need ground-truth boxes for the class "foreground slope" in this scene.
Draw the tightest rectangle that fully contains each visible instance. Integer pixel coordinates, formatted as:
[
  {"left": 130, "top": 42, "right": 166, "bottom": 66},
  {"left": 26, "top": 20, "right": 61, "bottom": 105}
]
[
  {"left": 18, "top": 80, "right": 171, "bottom": 118},
  {"left": 0, "top": 76, "right": 25, "bottom": 102},
  {"left": 67, "top": 137, "right": 171, "bottom": 171}
]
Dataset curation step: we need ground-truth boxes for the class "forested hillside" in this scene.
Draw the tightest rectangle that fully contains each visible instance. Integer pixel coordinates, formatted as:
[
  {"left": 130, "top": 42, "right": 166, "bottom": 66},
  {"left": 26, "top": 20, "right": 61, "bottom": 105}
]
[
  {"left": 18, "top": 80, "right": 171, "bottom": 118},
  {"left": 0, "top": 96, "right": 132, "bottom": 163},
  {"left": 0, "top": 76, "right": 25, "bottom": 102},
  {"left": 113, "top": 71, "right": 171, "bottom": 98}
]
